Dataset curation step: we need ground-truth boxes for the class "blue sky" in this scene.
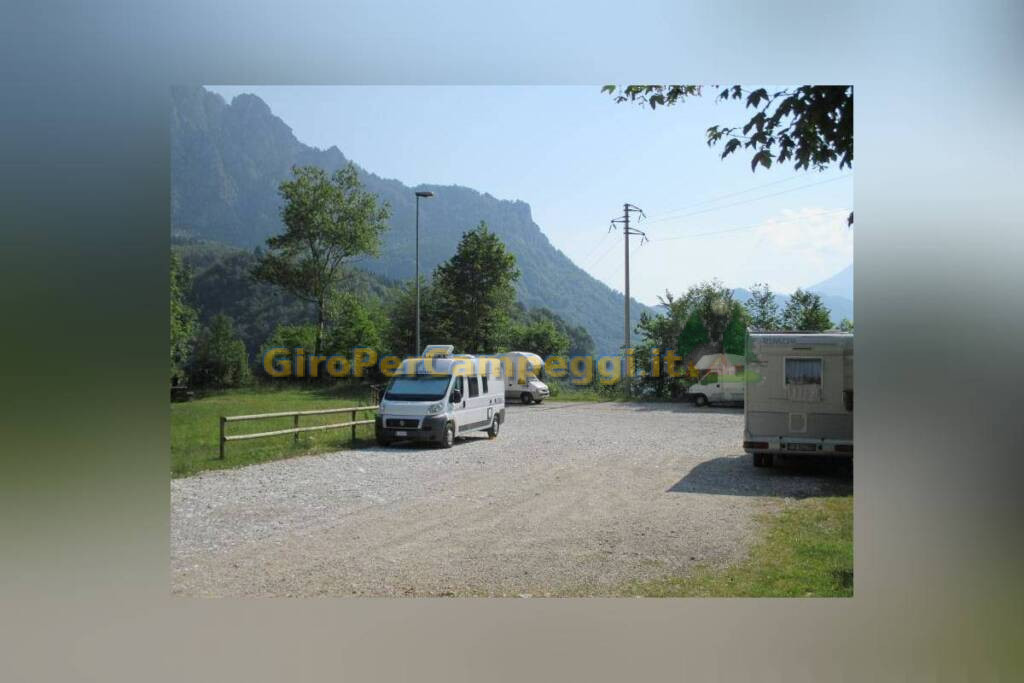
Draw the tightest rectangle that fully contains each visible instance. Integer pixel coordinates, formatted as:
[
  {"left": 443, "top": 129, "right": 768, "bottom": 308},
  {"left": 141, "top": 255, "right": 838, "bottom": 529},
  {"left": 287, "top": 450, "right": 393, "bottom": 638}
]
[{"left": 208, "top": 85, "right": 852, "bottom": 306}]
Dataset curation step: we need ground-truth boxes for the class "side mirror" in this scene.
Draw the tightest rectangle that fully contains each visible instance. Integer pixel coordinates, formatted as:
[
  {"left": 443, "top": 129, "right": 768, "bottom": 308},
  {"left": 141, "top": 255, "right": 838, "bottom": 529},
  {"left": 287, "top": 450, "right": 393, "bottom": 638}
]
[{"left": 451, "top": 389, "right": 462, "bottom": 403}]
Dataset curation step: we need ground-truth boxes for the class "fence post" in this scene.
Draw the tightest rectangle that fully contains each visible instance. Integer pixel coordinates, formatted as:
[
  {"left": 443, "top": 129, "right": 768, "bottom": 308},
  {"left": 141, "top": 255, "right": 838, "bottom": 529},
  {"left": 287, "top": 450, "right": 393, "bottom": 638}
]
[
  {"left": 219, "top": 416, "right": 226, "bottom": 459},
  {"left": 351, "top": 409, "right": 357, "bottom": 442},
  {"left": 293, "top": 413, "right": 299, "bottom": 444}
]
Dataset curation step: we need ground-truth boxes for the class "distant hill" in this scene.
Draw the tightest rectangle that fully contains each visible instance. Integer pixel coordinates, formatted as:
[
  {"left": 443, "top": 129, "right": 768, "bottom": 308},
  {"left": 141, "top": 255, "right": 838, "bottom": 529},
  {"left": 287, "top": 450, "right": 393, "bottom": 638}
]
[
  {"left": 808, "top": 264, "right": 853, "bottom": 300},
  {"left": 170, "top": 86, "right": 654, "bottom": 355}
]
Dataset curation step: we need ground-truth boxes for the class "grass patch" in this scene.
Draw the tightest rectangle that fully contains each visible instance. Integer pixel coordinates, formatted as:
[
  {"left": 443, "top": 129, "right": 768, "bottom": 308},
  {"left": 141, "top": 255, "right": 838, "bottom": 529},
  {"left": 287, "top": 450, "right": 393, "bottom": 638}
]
[
  {"left": 626, "top": 496, "right": 853, "bottom": 597},
  {"left": 171, "top": 383, "right": 377, "bottom": 478}
]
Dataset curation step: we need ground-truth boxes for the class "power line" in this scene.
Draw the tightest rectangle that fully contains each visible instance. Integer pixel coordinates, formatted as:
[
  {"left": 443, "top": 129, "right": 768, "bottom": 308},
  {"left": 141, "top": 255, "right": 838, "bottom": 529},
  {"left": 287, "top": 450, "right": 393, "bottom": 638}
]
[
  {"left": 652, "top": 208, "right": 850, "bottom": 242},
  {"left": 646, "top": 174, "right": 853, "bottom": 228},
  {"left": 643, "top": 173, "right": 811, "bottom": 221}
]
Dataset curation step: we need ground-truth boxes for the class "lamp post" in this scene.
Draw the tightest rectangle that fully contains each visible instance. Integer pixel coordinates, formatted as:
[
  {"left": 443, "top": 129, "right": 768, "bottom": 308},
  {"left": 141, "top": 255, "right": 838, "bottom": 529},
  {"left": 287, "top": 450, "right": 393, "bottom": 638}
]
[{"left": 414, "top": 190, "right": 434, "bottom": 355}]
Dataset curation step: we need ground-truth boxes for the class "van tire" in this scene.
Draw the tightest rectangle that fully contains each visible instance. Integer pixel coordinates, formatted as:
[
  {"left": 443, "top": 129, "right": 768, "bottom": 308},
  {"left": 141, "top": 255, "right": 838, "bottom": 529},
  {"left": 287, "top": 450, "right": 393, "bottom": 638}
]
[
  {"left": 753, "top": 453, "right": 774, "bottom": 468},
  {"left": 487, "top": 417, "right": 500, "bottom": 438},
  {"left": 693, "top": 394, "right": 708, "bottom": 407},
  {"left": 440, "top": 422, "right": 455, "bottom": 449},
  {"left": 520, "top": 393, "right": 533, "bottom": 405}
]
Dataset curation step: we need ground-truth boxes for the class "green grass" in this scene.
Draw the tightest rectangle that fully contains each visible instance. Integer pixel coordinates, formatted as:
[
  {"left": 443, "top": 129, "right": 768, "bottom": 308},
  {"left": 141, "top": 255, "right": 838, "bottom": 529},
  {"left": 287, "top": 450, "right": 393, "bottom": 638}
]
[
  {"left": 625, "top": 496, "right": 853, "bottom": 597},
  {"left": 171, "top": 383, "right": 378, "bottom": 477}
]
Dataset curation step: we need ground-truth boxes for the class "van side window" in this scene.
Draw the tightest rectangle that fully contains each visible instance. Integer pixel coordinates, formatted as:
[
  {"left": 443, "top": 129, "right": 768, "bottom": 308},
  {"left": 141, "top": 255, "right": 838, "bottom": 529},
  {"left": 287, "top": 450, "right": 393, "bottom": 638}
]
[
  {"left": 481, "top": 376, "right": 488, "bottom": 394},
  {"left": 453, "top": 376, "right": 463, "bottom": 396},
  {"left": 468, "top": 376, "right": 480, "bottom": 398}
]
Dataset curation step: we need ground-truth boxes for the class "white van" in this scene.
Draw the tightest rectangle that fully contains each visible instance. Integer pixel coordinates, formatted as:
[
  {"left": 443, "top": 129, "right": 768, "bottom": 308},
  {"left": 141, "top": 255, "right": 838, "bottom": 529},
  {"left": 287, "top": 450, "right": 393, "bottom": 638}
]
[
  {"left": 742, "top": 332, "right": 853, "bottom": 467},
  {"left": 686, "top": 353, "right": 745, "bottom": 406},
  {"left": 374, "top": 345, "right": 506, "bottom": 448},
  {"left": 499, "top": 351, "right": 549, "bottom": 404}
]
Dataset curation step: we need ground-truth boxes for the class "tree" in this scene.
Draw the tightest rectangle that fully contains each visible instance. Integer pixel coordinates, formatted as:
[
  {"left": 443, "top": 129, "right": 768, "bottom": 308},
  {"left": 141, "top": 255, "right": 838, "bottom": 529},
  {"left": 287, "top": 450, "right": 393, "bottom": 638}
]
[
  {"left": 170, "top": 251, "right": 198, "bottom": 383},
  {"left": 837, "top": 318, "right": 854, "bottom": 332},
  {"left": 722, "top": 301, "right": 749, "bottom": 356},
  {"left": 508, "top": 305, "right": 592, "bottom": 357},
  {"left": 603, "top": 84, "right": 854, "bottom": 225},
  {"left": 252, "top": 163, "right": 390, "bottom": 358},
  {"left": 685, "top": 280, "right": 736, "bottom": 350},
  {"left": 191, "top": 314, "right": 250, "bottom": 388},
  {"left": 432, "top": 222, "right": 520, "bottom": 354},
  {"left": 324, "top": 291, "right": 384, "bottom": 355},
  {"left": 512, "top": 317, "right": 570, "bottom": 359},
  {"left": 745, "top": 282, "right": 781, "bottom": 330},
  {"left": 782, "top": 289, "right": 833, "bottom": 331},
  {"left": 385, "top": 278, "right": 444, "bottom": 357}
]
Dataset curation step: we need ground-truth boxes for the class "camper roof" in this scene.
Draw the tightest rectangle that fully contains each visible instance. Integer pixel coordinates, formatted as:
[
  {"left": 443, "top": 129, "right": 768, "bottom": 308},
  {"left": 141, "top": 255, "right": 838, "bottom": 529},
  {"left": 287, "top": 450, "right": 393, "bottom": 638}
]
[{"left": 748, "top": 332, "right": 853, "bottom": 348}]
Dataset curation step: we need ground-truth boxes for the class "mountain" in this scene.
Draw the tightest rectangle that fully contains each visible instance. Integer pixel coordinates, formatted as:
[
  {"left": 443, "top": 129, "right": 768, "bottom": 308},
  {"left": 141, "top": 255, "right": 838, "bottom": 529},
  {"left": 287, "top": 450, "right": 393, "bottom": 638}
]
[
  {"left": 808, "top": 264, "right": 853, "bottom": 300},
  {"left": 733, "top": 287, "right": 853, "bottom": 326},
  {"left": 170, "top": 86, "right": 654, "bottom": 356}
]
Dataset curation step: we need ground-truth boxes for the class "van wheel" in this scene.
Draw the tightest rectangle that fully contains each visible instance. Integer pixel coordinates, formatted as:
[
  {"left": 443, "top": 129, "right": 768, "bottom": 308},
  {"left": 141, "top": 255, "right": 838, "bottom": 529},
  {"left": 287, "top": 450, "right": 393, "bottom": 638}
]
[
  {"left": 520, "top": 393, "right": 533, "bottom": 405},
  {"left": 487, "top": 417, "right": 500, "bottom": 438},
  {"left": 440, "top": 423, "right": 455, "bottom": 449},
  {"left": 753, "top": 453, "right": 774, "bottom": 468},
  {"left": 694, "top": 394, "right": 708, "bottom": 407}
]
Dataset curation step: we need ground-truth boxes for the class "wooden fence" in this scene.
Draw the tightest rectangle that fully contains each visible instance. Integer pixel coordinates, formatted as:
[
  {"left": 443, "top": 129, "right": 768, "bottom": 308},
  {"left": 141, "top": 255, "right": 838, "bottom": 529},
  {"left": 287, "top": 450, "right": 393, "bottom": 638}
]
[{"left": 219, "top": 405, "right": 378, "bottom": 459}]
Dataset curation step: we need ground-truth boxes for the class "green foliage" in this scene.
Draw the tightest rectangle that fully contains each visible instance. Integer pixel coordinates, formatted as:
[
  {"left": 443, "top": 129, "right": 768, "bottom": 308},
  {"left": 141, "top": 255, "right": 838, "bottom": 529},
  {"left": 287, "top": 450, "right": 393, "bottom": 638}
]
[
  {"left": 190, "top": 314, "right": 251, "bottom": 388},
  {"left": 325, "top": 291, "right": 385, "bottom": 354},
  {"left": 837, "top": 318, "right": 854, "bottom": 332},
  {"left": 432, "top": 222, "right": 521, "bottom": 354},
  {"left": 383, "top": 278, "right": 445, "bottom": 357},
  {"left": 745, "top": 282, "right": 782, "bottom": 330},
  {"left": 170, "top": 251, "right": 198, "bottom": 382},
  {"left": 252, "top": 164, "right": 391, "bottom": 355},
  {"left": 511, "top": 317, "right": 570, "bottom": 359},
  {"left": 677, "top": 313, "right": 709, "bottom": 361},
  {"left": 605, "top": 84, "right": 854, "bottom": 225},
  {"left": 722, "top": 301, "right": 749, "bottom": 355},
  {"left": 782, "top": 288, "right": 833, "bottom": 331},
  {"left": 686, "top": 280, "right": 736, "bottom": 348}
]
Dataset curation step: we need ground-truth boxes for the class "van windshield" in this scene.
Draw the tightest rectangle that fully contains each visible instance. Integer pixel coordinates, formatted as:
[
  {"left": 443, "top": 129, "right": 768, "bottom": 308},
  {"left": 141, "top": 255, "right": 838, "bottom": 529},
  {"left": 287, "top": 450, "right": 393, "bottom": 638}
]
[{"left": 385, "top": 374, "right": 452, "bottom": 401}]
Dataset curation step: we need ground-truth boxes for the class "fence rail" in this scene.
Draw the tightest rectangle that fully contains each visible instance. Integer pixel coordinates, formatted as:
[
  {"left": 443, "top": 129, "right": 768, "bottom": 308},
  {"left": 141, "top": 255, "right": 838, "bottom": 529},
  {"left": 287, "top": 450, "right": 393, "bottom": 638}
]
[{"left": 219, "top": 405, "right": 378, "bottom": 459}]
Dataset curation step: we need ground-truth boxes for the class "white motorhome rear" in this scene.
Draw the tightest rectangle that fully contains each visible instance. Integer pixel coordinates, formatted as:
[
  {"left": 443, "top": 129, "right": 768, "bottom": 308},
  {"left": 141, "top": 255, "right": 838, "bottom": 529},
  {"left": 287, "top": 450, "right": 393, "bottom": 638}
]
[
  {"left": 743, "top": 332, "right": 853, "bottom": 467},
  {"left": 499, "top": 351, "right": 549, "bottom": 404},
  {"left": 374, "top": 345, "right": 506, "bottom": 448}
]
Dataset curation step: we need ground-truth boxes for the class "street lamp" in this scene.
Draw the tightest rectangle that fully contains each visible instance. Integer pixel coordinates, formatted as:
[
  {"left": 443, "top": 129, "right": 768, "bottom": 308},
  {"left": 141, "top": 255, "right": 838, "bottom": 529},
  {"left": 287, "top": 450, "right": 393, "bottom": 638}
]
[{"left": 414, "top": 190, "right": 434, "bottom": 356}]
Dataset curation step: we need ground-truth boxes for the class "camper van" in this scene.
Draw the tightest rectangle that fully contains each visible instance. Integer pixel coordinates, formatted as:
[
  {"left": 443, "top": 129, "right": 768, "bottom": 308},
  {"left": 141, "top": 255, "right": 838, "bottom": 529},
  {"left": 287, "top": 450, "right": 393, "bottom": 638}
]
[
  {"left": 743, "top": 332, "right": 853, "bottom": 467},
  {"left": 374, "top": 345, "right": 506, "bottom": 448},
  {"left": 686, "top": 353, "right": 745, "bottom": 406},
  {"left": 499, "top": 351, "right": 549, "bottom": 404}
]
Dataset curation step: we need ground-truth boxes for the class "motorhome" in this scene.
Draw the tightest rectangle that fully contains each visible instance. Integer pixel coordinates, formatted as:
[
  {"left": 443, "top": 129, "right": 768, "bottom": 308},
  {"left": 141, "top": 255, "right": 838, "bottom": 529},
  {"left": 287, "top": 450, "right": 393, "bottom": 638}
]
[
  {"left": 686, "top": 353, "right": 745, "bottom": 406},
  {"left": 374, "top": 345, "right": 506, "bottom": 448},
  {"left": 742, "top": 332, "right": 853, "bottom": 467},
  {"left": 499, "top": 351, "right": 549, "bottom": 404}
]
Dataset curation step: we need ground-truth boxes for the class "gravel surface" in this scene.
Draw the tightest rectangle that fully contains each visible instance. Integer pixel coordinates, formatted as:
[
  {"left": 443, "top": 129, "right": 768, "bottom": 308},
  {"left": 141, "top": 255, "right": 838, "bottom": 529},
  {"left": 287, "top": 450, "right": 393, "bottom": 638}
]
[{"left": 171, "top": 401, "right": 852, "bottom": 597}]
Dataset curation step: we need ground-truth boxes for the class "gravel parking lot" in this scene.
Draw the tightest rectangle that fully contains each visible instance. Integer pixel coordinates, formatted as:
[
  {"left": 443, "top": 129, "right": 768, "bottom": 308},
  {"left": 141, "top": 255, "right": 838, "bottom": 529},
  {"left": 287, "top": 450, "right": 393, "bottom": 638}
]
[{"left": 171, "top": 401, "right": 851, "bottom": 596}]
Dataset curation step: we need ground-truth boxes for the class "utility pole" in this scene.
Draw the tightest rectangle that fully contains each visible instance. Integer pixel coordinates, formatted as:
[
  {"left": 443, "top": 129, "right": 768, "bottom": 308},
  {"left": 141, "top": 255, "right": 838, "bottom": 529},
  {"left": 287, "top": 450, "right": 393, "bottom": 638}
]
[{"left": 609, "top": 203, "right": 648, "bottom": 396}]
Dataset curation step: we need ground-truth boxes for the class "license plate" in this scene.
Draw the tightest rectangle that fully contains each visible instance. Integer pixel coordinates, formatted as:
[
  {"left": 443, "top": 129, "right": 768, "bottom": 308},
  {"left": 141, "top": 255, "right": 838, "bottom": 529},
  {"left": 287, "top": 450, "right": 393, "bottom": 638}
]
[
  {"left": 787, "top": 442, "right": 816, "bottom": 452},
  {"left": 396, "top": 430, "right": 408, "bottom": 436}
]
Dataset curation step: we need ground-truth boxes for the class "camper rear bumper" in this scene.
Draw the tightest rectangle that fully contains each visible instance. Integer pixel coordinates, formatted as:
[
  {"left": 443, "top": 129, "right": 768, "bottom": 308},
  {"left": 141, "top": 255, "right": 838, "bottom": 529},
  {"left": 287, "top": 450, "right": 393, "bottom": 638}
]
[{"left": 743, "top": 437, "right": 853, "bottom": 456}]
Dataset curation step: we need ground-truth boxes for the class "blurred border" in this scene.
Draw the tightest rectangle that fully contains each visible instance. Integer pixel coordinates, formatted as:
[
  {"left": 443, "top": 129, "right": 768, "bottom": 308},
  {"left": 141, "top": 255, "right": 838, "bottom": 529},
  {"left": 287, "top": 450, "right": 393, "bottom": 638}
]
[{"left": 2, "top": 0, "right": 1022, "bottom": 680}]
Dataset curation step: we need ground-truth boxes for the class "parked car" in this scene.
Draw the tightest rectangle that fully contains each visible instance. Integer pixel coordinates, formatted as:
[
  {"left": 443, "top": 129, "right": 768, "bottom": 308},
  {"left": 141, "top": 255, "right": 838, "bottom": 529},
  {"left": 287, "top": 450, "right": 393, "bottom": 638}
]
[{"left": 685, "top": 353, "right": 745, "bottom": 406}]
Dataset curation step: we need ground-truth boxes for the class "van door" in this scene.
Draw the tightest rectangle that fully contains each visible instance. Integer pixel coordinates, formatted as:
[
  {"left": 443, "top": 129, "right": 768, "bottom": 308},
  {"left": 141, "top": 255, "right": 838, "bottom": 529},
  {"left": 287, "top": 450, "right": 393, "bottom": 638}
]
[{"left": 461, "top": 374, "right": 488, "bottom": 433}]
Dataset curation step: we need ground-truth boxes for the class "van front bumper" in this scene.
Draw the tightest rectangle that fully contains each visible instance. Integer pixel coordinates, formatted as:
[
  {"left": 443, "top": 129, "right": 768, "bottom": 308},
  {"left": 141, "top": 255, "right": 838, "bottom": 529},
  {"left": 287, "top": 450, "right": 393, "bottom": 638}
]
[
  {"left": 743, "top": 437, "right": 853, "bottom": 456},
  {"left": 375, "top": 414, "right": 448, "bottom": 442}
]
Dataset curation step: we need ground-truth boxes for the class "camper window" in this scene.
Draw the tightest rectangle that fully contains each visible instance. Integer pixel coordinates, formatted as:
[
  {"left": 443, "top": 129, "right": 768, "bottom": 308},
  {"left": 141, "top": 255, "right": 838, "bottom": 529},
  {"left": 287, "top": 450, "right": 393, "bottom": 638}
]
[
  {"left": 785, "top": 358, "right": 822, "bottom": 386},
  {"left": 467, "top": 376, "right": 480, "bottom": 398},
  {"left": 481, "top": 376, "right": 488, "bottom": 394}
]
